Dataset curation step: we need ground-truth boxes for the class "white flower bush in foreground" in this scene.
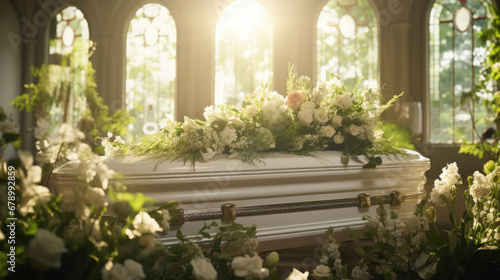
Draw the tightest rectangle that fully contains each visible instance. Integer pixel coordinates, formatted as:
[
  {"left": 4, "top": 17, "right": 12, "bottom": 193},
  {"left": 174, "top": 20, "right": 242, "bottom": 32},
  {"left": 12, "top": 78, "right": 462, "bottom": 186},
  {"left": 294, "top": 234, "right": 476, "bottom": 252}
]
[
  {"left": 190, "top": 258, "right": 217, "bottom": 280},
  {"left": 27, "top": 229, "right": 68, "bottom": 269},
  {"left": 231, "top": 254, "right": 269, "bottom": 279}
]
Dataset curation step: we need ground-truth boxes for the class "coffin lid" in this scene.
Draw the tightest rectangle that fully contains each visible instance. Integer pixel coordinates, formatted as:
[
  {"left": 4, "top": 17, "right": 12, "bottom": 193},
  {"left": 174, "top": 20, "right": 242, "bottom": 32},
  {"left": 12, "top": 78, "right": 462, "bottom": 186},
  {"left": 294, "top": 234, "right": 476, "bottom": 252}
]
[{"left": 54, "top": 149, "right": 429, "bottom": 180}]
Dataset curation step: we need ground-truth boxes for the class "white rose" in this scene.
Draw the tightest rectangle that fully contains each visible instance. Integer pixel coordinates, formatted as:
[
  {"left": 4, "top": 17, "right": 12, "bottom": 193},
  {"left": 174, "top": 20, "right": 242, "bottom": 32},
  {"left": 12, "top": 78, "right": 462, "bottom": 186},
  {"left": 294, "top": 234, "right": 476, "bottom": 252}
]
[
  {"left": 320, "top": 126, "right": 336, "bottom": 138},
  {"left": 201, "top": 147, "right": 217, "bottom": 161},
  {"left": 286, "top": 268, "right": 309, "bottom": 280},
  {"left": 337, "top": 93, "right": 353, "bottom": 109},
  {"left": 313, "top": 108, "right": 329, "bottom": 123},
  {"left": 132, "top": 212, "right": 162, "bottom": 235},
  {"left": 191, "top": 258, "right": 217, "bottom": 280},
  {"left": 312, "top": 264, "right": 331, "bottom": 279},
  {"left": 182, "top": 116, "right": 200, "bottom": 131},
  {"left": 332, "top": 115, "right": 343, "bottom": 127},
  {"left": 334, "top": 134, "right": 345, "bottom": 144},
  {"left": 268, "top": 91, "right": 285, "bottom": 103},
  {"left": 124, "top": 259, "right": 146, "bottom": 279},
  {"left": 300, "top": 101, "right": 316, "bottom": 111},
  {"left": 298, "top": 110, "right": 314, "bottom": 126},
  {"left": 244, "top": 105, "right": 259, "bottom": 118},
  {"left": 232, "top": 254, "right": 269, "bottom": 279},
  {"left": 349, "top": 124, "right": 361, "bottom": 136},
  {"left": 263, "top": 100, "right": 285, "bottom": 125},
  {"left": 470, "top": 171, "right": 492, "bottom": 200},
  {"left": 27, "top": 229, "right": 68, "bottom": 269},
  {"left": 203, "top": 105, "right": 228, "bottom": 123},
  {"left": 102, "top": 259, "right": 146, "bottom": 280}
]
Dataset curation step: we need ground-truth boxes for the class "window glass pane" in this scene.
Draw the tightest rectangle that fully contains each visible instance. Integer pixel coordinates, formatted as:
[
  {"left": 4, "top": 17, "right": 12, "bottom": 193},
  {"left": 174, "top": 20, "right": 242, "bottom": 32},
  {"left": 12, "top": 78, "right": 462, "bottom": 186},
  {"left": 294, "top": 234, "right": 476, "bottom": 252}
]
[
  {"left": 126, "top": 3, "right": 176, "bottom": 136},
  {"left": 454, "top": 26, "right": 473, "bottom": 141},
  {"left": 317, "top": 0, "right": 378, "bottom": 90},
  {"left": 48, "top": 6, "right": 89, "bottom": 128},
  {"left": 429, "top": 0, "right": 488, "bottom": 143},
  {"left": 215, "top": 0, "right": 273, "bottom": 107}
]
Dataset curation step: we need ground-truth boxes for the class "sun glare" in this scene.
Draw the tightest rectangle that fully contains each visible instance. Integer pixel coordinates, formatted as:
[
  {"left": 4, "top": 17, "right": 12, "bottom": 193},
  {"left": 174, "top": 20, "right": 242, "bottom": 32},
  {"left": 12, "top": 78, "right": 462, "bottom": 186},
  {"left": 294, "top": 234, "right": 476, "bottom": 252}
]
[
  {"left": 215, "top": 0, "right": 273, "bottom": 107},
  {"left": 218, "top": 0, "right": 269, "bottom": 42}
]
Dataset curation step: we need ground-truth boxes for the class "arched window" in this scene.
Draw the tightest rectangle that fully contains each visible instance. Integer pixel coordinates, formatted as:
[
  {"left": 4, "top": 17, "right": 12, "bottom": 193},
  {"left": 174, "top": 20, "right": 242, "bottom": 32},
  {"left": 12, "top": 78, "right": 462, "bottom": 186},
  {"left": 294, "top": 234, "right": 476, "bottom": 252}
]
[
  {"left": 429, "top": 0, "right": 487, "bottom": 143},
  {"left": 215, "top": 0, "right": 272, "bottom": 107},
  {"left": 317, "top": 0, "right": 378, "bottom": 90},
  {"left": 126, "top": 3, "right": 176, "bottom": 136},
  {"left": 48, "top": 5, "right": 90, "bottom": 127},
  {"left": 49, "top": 6, "right": 89, "bottom": 56}
]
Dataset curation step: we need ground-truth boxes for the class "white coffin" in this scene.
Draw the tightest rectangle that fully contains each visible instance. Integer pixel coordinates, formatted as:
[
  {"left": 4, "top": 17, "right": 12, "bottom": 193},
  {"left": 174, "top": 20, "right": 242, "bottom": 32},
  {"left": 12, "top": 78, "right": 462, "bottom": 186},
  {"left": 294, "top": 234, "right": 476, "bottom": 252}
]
[{"left": 50, "top": 150, "right": 430, "bottom": 250}]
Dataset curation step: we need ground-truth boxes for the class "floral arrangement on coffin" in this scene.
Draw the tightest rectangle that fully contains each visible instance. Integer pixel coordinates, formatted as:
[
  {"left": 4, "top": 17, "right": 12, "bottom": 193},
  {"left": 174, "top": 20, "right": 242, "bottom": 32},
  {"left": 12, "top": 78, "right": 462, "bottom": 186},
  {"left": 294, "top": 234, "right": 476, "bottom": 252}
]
[{"left": 105, "top": 66, "right": 402, "bottom": 168}]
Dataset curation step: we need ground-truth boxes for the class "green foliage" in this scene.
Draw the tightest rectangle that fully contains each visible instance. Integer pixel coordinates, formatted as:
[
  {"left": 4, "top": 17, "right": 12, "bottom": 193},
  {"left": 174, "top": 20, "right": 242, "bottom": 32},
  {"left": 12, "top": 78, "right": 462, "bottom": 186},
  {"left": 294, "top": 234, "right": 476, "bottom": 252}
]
[
  {"left": 10, "top": 65, "right": 52, "bottom": 112},
  {"left": 9, "top": 44, "right": 133, "bottom": 150},
  {"left": 381, "top": 121, "right": 415, "bottom": 150},
  {"left": 459, "top": 2, "right": 500, "bottom": 161},
  {"left": 82, "top": 61, "right": 134, "bottom": 138},
  {"left": 286, "top": 63, "right": 297, "bottom": 93}
]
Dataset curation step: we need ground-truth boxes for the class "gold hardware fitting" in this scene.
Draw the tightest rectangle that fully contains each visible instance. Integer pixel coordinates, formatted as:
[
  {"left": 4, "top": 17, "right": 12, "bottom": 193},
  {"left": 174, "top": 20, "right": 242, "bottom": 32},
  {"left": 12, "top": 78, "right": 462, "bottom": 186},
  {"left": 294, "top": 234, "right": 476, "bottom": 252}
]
[
  {"left": 390, "top": 191, "right": 403, "bottom": 206},
  {"left": 221, "top": 203, "right": 236, "bottom": 221},
  {"left": 358, "top": 193, "right": 371, "bottom": 208}
]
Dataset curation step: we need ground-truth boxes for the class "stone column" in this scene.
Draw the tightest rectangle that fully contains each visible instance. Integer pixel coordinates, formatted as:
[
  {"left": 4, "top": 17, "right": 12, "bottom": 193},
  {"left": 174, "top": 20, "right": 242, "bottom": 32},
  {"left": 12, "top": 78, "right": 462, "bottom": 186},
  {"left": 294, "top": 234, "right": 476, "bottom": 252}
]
[
  {"left": 271, "top": 0, "right": 326, "bottom": 94},
  {"left": 175, "top": 1, "right": 217, "bottom": 120}
]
